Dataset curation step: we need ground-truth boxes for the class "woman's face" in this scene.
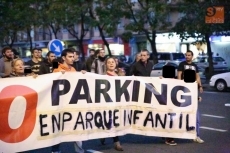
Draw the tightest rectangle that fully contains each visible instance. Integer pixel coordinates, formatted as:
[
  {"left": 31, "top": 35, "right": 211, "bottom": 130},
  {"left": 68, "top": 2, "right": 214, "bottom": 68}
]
[
  {"left": 106, "top": 58, "right": 116, "bottom": 71},
  {"left": 13, "top": 60, "right": 24, "bottom": 74}
]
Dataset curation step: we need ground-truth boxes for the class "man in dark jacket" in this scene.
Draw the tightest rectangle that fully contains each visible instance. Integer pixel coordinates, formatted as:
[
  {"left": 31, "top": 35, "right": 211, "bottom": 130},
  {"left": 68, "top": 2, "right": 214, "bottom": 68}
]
[
  {"left": 129, "top": 49, "right": 153, "bottom": 76},
  {"left": 85, "top": 49, "right": 96, "bottom": 72},
  {"left": 72, "top": 50, "right": 86, "bottom": 71},
  {"left": 39, "top": 51, "right": 56, "bottom": 74}
]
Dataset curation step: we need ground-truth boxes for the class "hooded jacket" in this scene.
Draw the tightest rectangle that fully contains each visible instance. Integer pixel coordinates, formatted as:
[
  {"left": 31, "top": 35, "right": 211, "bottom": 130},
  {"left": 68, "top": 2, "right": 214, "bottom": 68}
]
[
  {"left": 39, "top": 59, "right": 53, "bottom": 74},
  {"left": 53, "top": 63, "right": 76, "bottom": 72}
]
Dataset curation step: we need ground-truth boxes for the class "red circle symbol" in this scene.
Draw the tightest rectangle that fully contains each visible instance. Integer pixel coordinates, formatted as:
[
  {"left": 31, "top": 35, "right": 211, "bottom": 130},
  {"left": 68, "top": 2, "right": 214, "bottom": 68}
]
[{"left": 0, "top": 85, "right": 38, "bottom": 143}]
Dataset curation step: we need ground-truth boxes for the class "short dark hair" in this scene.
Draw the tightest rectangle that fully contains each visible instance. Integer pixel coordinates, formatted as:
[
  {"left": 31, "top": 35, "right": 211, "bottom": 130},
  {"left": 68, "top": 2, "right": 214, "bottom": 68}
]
[
  {"left": 141, "top": 49, "right": 150, "bottom": 55},
  {"left": 2, "top": 46, "right": 12, "bottom": 55},
  {"left": 46, "top": 51, "right": 55, "bottom": 57},
  {"left": 31, "top": 48, "right": 39, "bottom": 54},
  {"left": 61, "top": 49, "right": 74, "bottom": 57},
  {"left": 186, "top": 50, "right": 194, "bottom": 56}
]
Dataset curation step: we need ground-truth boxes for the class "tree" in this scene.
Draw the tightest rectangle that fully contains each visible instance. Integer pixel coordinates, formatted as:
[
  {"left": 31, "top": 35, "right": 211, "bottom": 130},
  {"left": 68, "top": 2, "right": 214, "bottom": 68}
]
[
  {"left": 37, "top": 1, "right": 66, "bottom": 39},
  {"left": 63, "top": 0, "right": 91, "bottom": 61},
  {"left": 124, "top": 0, "right": 171, "bottom": 64},
  {"left": 88, "top": 0, "right": 126, "bottom": 56},
  {"left": 0, "top": 1, "right": 39, "bottom": 50},
  {"left": 15, "top": 1, "right": 38, "bottom": 51},
  {"left": 173, "top": 0, "right": 230, "bottom": 79},
  {"left": 0, "top": 1, "right": 24, "bottom": 47},
  {"left": 0, "top": 0, "right": 8, "bottom": 46}
]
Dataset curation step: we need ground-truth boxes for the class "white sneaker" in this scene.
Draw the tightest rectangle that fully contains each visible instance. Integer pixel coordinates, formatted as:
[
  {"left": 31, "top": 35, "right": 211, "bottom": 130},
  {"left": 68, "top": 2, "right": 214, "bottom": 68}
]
[
  {"left": 52, "top": 152, "right": 61, "bottom": 153},
  {"left": 193, "top": 137, "right": 204, "bottom": 143}
]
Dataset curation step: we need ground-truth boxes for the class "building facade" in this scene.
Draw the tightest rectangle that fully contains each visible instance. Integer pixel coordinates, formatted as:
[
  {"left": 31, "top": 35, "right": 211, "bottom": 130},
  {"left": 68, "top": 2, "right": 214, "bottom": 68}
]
[{"left": 3, "top": 0, "right": 230, "bottom": 63}]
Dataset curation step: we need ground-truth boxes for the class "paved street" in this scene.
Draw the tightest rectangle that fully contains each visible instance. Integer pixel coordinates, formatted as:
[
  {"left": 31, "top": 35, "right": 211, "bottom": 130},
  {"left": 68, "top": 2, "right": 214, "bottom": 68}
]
[
  {"left": 201, "top": 78, "right": 230, "bottom": 92},
  {"left": 23, "top": 90, "right": 230, "bottom": 153}
]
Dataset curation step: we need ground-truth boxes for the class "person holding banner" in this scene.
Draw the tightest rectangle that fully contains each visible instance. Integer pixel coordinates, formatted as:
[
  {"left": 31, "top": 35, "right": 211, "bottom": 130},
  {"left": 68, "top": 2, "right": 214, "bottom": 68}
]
[
  {"left": 5, "top": 58, "right": 37, "bottom": 153},
  {"left": 52, "top": 48, "right": 86, "bottom": 153},
  {"left": 99, "top": 56, "right": 124, "bottom": 151},
  {"left": 39, "top": 51, "right": 56, "bottom": 74},
  {"left": 9, "top": 58, "right": 37, "bottom": 78},
  {"left": 177, "top": 50, "right": 204, "bottom": 144},
  {"left": 159, "top": 71, "right": 177, "bottom": 145}
]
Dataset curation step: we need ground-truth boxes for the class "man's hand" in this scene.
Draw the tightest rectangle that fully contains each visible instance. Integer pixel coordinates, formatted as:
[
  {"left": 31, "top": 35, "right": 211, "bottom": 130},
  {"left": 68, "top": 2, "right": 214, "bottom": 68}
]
[
  {"left": 117, "top": 68, "right": 125, "bottom": 76},
  {"left": 81, "top": 70, "right": 86, "bottom": 74},
  {"left": 26, "top": 73, "right": 38, "bottom": 78},
  {"left": 32, "top": 74, "right": 38, "bottom": 78}
]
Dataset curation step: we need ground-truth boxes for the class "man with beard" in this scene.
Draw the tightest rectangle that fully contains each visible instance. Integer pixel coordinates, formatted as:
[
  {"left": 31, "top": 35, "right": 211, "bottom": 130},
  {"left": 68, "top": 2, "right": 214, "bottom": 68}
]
[
  {"left": 91, "top": 49, "right": 106, "bottom": 74},
  {"left": 177, "top": 50, "right": 204, "bottom": 144},
  {"left": 0, "top": 46, "right": 13, "bottom": 78},
  {"left": 39, "top": 51, "right": 56, "bottom": 74}
]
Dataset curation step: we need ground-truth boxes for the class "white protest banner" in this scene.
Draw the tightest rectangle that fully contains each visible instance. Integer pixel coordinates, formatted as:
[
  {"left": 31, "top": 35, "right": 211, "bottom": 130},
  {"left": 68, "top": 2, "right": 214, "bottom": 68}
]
[{"left": 0, "top": 72, "right": 198, "bottom": 152}]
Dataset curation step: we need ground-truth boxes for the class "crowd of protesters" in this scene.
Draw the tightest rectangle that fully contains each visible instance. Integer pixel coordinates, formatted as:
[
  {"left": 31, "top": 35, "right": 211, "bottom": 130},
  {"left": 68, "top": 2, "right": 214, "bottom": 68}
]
[{"left": 0, "top": 46, "right": 204, "bottom": 153}]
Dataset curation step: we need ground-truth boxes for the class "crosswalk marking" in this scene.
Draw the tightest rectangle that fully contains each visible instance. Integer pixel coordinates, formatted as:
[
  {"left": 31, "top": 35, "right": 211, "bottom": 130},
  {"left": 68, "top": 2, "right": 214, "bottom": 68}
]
[
  {"left": 200, "top": 126, "right": 227, "bottom": 132},
  {"left": 87, "top": 149, "right": 103, "bottom": 153},
  {"left": 225, "top": 103, "right": 230, "bottom": 107},
  {"left": 202, "top": 114, "right": 225, "bottom": 118}
]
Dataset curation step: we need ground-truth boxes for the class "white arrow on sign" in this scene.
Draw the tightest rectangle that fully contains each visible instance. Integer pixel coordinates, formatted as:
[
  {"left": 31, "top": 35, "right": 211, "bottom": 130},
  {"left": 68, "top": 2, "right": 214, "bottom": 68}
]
[{"left": 52, "top": 43, "right": 61, "bottom": 52}]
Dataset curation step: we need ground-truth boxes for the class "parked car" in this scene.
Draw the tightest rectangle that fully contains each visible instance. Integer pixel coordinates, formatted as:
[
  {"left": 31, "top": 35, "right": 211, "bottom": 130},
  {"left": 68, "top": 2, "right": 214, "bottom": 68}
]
[
  {"left": 193, "top": 56, "right": 227, "bottom": 68},
  {"left": 209, "top": 72, "right": 230, "bottom": 92},
  {"left": 150, "top": 61, "right": 205, "bottom": 78},
  {"left": 150, "top": 52, "right": 185, "bottom": 62},
  {"left": 193, "top": 56, "right": 229, "bottom": 77}
]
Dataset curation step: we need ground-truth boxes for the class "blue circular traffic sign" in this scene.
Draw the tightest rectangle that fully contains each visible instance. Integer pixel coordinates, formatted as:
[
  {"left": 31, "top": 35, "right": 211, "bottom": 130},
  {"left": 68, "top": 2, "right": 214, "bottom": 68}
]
[{"left": 47, "top": 39, "right": 64, "bottom": 56}]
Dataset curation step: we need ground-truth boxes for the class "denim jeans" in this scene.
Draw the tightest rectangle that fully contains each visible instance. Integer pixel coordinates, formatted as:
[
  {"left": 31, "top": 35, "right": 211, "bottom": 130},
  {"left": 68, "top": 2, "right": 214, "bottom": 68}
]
[
  {"left": 51, "top": 144, "right": 60, "bottom": 152},
  {"left": 74, "top": 141, "right": 84, "bottom": 153}
]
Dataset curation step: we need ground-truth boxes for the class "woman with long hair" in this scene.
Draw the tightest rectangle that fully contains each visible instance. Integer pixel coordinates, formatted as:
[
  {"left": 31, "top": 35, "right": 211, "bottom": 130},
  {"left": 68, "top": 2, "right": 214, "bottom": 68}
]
[{"left": 100, "top": 56, "right": 124, "bottom": 151}]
